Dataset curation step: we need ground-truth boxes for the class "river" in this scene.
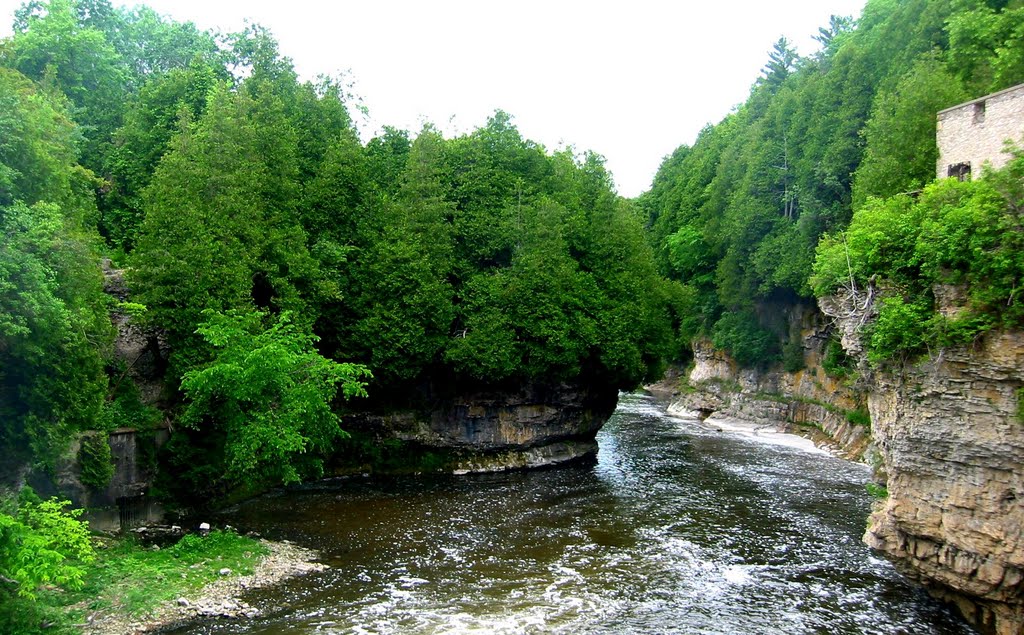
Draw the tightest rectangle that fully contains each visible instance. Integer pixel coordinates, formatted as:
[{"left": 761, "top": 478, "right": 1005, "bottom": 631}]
[{"left": 168, "top": 392, "right": 974, "bottom": 634}]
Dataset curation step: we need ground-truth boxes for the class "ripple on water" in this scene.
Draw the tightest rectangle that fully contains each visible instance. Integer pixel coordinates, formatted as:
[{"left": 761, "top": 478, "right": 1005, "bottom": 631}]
[{"left": 166, "top": 393, "right": 975, "bottom": 635}]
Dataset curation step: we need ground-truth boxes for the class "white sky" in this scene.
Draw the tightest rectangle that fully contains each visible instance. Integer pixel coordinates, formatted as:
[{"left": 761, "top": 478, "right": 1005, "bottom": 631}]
[{"left": 0, "top": 0, "right": 866, "bottom": 197}]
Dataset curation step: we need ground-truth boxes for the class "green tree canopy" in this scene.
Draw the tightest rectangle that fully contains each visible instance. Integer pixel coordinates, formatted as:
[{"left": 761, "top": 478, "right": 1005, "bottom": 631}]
[
  {"left": 180, "top": 310, "right": 370, "bottom": 488},
  {"left": 0, "top": 67, "right": 111, "bottom": 465}
]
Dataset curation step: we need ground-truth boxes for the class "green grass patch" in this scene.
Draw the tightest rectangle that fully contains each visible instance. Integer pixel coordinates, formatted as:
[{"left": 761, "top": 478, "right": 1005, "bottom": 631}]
[
  {"left": 694, "top": 377, "right": 742, "bottom": 393},
  {"left": 39, "top": 530, "right": 267, "bottom": 627},
  {"left": 865, "top": 482, "right": 889, "bottom": 499}
]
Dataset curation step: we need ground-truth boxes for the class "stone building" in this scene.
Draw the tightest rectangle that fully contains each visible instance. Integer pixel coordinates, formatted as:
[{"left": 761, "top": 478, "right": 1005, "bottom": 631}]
[{"left": 936, "top": 82, "right": 1024, "bottom": 180}]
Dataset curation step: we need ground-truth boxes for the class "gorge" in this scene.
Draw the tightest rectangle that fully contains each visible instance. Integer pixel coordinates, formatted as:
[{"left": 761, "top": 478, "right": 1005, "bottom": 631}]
[
  {"left": 3, "top": 0, "right": 1024, "bottom": 633},
  {"left": 666, "top": 297, "right": 1024, "bottom": 634}
]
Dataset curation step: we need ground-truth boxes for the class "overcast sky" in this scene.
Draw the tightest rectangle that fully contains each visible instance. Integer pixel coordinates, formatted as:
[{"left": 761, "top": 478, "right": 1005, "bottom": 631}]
[{"left": 0, "top": 0, "right": 867, "bottom": 197}]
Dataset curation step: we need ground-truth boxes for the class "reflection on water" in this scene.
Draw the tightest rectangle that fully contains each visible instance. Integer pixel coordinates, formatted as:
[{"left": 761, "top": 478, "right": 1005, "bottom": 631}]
[{"left": 167, "top": 393, "right": 973, "bottom": 635}]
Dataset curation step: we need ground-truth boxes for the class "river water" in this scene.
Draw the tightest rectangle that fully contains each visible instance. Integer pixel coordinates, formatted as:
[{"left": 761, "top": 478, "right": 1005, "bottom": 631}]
[{"left": 170, "top": 392, "right": 974, "bottom": 634}]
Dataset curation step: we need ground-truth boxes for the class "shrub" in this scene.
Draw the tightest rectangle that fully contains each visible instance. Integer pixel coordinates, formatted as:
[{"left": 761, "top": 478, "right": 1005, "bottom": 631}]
[
  {"left": 845, "top": 408, "right": 871, "bottom": 428},
  {"left": 867, "top": 295, "right": 931, "bottom": 365},
  {"left": 99, "top": 380, "right": 162, "bottom": 432},
  {"left": 821, "top": 337, "right": 854, "bottom": 378},
  {"left": 782, "top": 336, "right": 805, "bottom": 373},
  {"left": 865, "top": 483, "right": 889, "bottom": 499},
  {"left": 814, "top": 156, "right": 1024, "bottom": 365},
  {"left": 0, "top": 490, "right": 94, "bottom": 600}
]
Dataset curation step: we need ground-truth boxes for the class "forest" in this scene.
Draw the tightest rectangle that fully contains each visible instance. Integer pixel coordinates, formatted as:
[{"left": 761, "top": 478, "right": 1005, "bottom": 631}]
[
  {"left": 0, "top": 0, "right": 681, "bottom": 493},
  {"left": 642, "top": 0, "right": 1024, "bottom": 368},
  {"left": 3, "top": 0, "right": 1024, "bottom": 630}
]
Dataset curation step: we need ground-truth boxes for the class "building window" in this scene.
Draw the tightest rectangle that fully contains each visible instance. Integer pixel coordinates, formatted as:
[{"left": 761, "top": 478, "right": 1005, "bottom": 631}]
[
  {"left": 973, "top": 101, "right": 986, "bottom": 124},
  {"left": 948, "top": 162, "right": 971, "bottom": 181}
]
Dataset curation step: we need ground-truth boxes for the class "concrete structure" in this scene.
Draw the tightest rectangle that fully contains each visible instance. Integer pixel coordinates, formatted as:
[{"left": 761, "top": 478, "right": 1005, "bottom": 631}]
[{"left": 936, "top": 83, "right": 1024, "bottom": 180}]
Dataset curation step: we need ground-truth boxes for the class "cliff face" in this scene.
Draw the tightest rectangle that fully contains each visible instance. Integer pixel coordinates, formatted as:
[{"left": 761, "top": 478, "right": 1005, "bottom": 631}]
[
  {"left": 342, "top": 381, "right": 619, "bottom": 472},
  {"left": 675, "top": 293, "right": 1024, "bottom": 634},
  {"left": 863, "top": 331, "right": 1024, "bottom": 635},
  {"left": 103, "top": 260, "right": 168, "bottom": 408},
  {"left": 667, "top": 306, "right": 873, "bottom": 460}
]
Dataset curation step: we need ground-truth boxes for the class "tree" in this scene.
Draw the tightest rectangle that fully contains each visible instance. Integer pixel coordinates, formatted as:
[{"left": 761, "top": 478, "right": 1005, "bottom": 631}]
[
  {"left": 852, "top": 55, "right": 968, "bottom": 207},
  {"left": 947, "top": 3, "right": 1024, "bottom": 93},
  {"left": 103, "top": 59, "right": 221, "bottom": 249},
  {"left": 350, "top": 128, "right": 455, "bottom": 382},
  {"left": 180, "top": 310, "right": 371, "bottom": 488},
  {"left": 0, "top": 68, "right": 111, "bottom": 466},
  {"left": 711, "top": 310, "right": 780, "bottom": 368},
  {"left": 2, "top": 0, "right": 129, "bottom": 170},
  {"left": 813, "top": 14, "right": 855, "bottom": 54},
  {"left": 761, "top": 37, "right": 798, "bottom": 90},
  {"left": 130, "top": 81, "right": 323, "bottom": 375}
]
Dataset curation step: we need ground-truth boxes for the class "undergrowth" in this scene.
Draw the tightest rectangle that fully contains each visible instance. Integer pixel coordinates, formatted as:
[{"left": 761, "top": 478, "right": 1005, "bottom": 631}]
[{"left": 26, "top": 530, "right": 267, "bottom": 633}]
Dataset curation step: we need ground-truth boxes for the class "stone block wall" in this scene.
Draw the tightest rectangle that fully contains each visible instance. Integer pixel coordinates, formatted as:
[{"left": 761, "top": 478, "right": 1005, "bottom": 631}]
[{"left": 937, "top": 83, "right": 1024, "bottom": 179}]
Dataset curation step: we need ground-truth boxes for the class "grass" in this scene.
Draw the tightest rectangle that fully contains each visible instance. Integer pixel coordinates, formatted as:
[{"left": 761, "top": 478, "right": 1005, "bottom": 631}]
[
  {"left": 865, "top": 482, "right": 889, "bottom": 499},
  {"left": 23, "top": 530, "right": 268, "bottom": 633}
]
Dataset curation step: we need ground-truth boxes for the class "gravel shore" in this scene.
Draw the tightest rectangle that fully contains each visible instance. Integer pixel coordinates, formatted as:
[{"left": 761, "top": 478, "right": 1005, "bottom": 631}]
[{"left": 82, "top": 539, "right": 326, "bottom": 635}]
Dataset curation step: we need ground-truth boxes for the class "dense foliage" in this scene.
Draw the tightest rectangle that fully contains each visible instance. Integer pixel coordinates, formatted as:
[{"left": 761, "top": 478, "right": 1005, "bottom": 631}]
[
  {"left": 0, "top": 66, "right": 112, "bottom": 467},
  {"left": 0, "top": 490, "right": 94, "bottom": 601},
  {"left": 644, "top": 0, "right": 1024, "bottom": 368},
  {"left": 180, "top": 310, "right": 370, "bottom": 489},
  {"left": 0, "top": 0, "right": 680, "bottom": 502},
  {"left": 813, "top": 154, "right": 1024, "bottom": 362}
]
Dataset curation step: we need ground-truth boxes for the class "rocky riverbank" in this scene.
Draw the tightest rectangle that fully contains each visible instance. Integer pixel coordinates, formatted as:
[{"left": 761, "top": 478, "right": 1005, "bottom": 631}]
[
  {"left": 81, "top": 539, "right": 325, "bottom": 635},
  {"left": 652, "top": 303, "right": 874, "bottom": 462},
  {"left": 660, "top": 293, "right": 1024, "bottom": 634}
]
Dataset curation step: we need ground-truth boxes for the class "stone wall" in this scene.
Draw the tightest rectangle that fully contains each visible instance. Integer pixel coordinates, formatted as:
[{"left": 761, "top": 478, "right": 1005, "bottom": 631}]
[{"left": 937, "top": 83, "right": 1024, "bottom": 180}]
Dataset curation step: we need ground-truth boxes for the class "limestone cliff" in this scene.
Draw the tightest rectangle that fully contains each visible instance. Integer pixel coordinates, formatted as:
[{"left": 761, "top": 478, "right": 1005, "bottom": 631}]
[
  {"left": 862, "top": 331, "right": 1024, "bottom": 635},
  {"left": 341, "top": 381, "right": 618, "bottom": 472},
  {"left": 665, "top": 305, "right": 873, "bottom": 460},
  {"left": 670, "top": 293, "right": 1024, "bottom": 634}
]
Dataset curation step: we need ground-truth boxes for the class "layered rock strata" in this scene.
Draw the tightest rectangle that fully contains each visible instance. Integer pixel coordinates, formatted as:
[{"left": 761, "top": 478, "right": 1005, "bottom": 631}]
[
  {"left": 675, "top": 289, "right": 1024, "bottom": 634},
  {"left": 862, "top": 331, "right": 1024, "bottom": 635},
  {"left": 343, "top": 381, "right": 618, "bottom": 471},
  {"left": 665, "top": 307, "right": 873, "bottom": 460}
]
